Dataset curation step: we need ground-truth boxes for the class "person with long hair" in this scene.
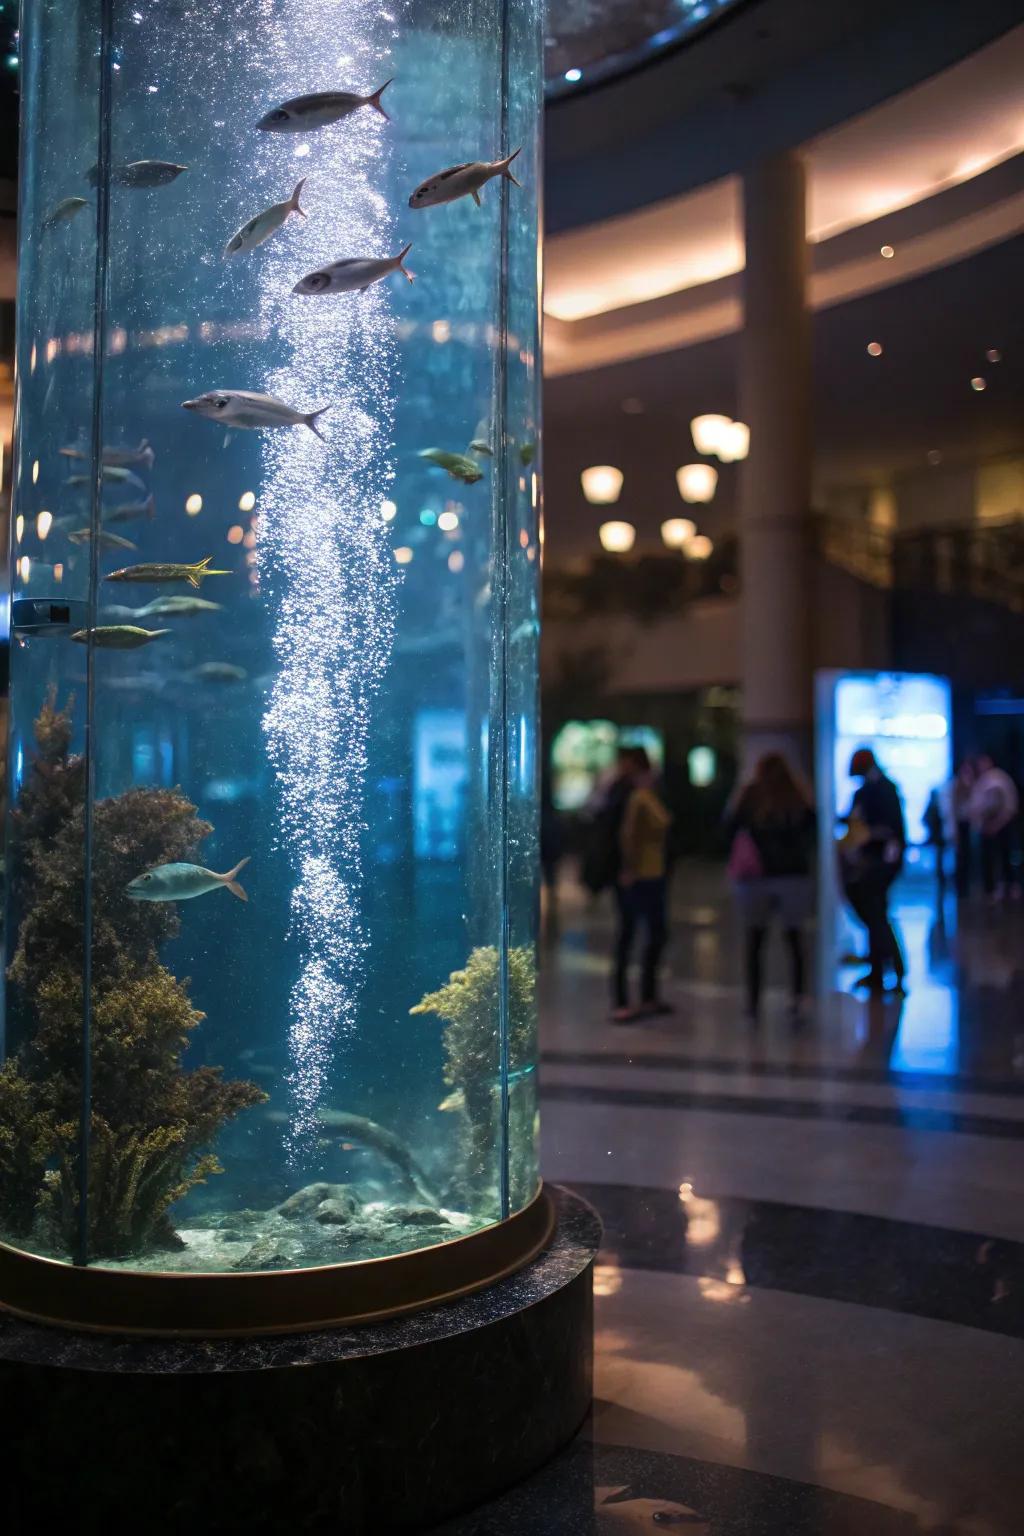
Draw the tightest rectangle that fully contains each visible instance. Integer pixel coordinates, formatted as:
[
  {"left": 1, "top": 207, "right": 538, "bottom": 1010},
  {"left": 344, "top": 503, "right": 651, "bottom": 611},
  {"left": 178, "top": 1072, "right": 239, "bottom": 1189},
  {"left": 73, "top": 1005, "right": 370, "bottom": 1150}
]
[
  {"left": 727, "top": 753, "right": 816, "bottom": 1021},
  {"left": 612, "top": 747, "right": 673, "bottom": 1022}
]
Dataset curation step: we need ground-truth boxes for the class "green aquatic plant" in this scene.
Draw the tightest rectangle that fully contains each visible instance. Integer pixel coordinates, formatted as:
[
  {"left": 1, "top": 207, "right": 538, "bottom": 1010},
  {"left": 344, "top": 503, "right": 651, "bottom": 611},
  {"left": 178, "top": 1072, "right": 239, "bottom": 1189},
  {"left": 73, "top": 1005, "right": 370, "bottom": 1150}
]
[
  {"left": 410, "top": 945, "right": 538, "bottom": 1212},
  {"left": 0, "top": 692, "right": 264, "bottom": 1256}
]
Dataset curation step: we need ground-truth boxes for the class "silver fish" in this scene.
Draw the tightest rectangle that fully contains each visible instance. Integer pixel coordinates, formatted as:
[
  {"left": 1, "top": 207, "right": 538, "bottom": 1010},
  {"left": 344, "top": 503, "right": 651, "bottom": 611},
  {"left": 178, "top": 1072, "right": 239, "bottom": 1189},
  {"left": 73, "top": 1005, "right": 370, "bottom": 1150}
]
[
  {"left": 181, "top": 389, "right": 330, "bottom": 440},
  {"left": 71, "top": 625, "right": 171, "bottom": 650},
  {"left": 61, "top": 439, "right": 155, "bottom": 470},
  {"left": 87, "top": 161, "right": 188, "bottom": 189},
  {"left": 225, "top": 180, "right": 306, "bottom": 257},
  {"left": 101, "top": 604, "right": 142, "bottom": 622},
  {"left": 293, "top": 243, "right": 413, "bottom": 296},
  {"left": 103, "top": 494, "right": 156, "bottom": 526},
  {"left": 125, "top": 857, "right": 250, "bottom": 903},
  {"left": 188, "top": 662, "right": 248, "bottom": 684},
  {"left": 409, "top": 149, "right": 521, "bottom": 209},
  {"left": 419, "top": 448, "right": 483, "bottom": 484},
  {"left": 68, "top": 528, "right": 138, "bottom": 551},
  {"left": 43, "top": 196, "right": 88, "bottom": 230},
  {"left": 134, "top": 594, "right": 224, "bottom": 618},
  {"left": 256, "top": 81, "right": 392, "bottom": 132},
  {"left": 65, "top": 466, "right": 146, "bottom": 491}
]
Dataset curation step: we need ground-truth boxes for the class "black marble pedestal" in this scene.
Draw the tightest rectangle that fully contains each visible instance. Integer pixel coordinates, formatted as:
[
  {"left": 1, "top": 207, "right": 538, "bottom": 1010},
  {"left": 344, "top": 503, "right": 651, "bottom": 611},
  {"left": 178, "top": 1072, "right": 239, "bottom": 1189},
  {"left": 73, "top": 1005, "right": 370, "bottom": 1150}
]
[{"left": 0, "top": 1187, "right": 598, "bottom": 1534}]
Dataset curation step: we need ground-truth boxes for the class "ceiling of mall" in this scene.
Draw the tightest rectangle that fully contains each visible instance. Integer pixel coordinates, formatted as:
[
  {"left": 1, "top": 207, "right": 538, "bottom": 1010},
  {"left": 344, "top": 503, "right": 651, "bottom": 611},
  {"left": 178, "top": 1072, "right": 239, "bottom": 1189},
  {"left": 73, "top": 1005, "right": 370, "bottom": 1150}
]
[
  {"left": 545, "top": 26, "right": 1024, "bottom": 334},
  {"left": 543, "top": 0, "right": 742, "bottom": 95}
]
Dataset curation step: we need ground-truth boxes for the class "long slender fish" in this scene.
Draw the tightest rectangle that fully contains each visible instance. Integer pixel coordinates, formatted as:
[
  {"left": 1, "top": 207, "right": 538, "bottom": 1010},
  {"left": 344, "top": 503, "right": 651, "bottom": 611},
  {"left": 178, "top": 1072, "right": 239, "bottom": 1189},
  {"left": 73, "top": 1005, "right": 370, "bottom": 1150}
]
[
  {"left": 256, "top": 81, "right": 392, "bottom": 132},
  {"left": 133, "top": 594, "right": 224, "bottom": 618},
  {"left": 43, "top": 196, "right": 88, "bottom": 230},
  {"left": 61, "top": 439, "right": 155, "bottom": 470},
  {"left": 68, "top": 528, "right": 138, "bottom": 551},
  {"left": 181, "top": 389, "right": 331, "bottom": 440},
  {"left": 293, "top": 243, "right": 413, "bottom": 296},
  {"left": 65, "top": 466, "right": 147, "bottom": 491},
  {"left": 87, "top": 161, "right": 188, "bottom": 189},
  {"left": 105, "top": 556, "right": 230, "bottom": 589},
  {"left": 263, "top": 1108, "right": 439, "bottom": 1206},
  {"left": 71, "top": 626, "right": 171, "bottom": 650},
  {"left": 103, "top": 493, "right": 156, "bottom": 526},
  {"left": 225, "top": 180, "right": 306, "bottom": 257},
  {"left": 409, "top": 149, "right": 521, "bottom": 209},
  {"left": 125, "top": 857, "right": 250, "bottom": 903}
]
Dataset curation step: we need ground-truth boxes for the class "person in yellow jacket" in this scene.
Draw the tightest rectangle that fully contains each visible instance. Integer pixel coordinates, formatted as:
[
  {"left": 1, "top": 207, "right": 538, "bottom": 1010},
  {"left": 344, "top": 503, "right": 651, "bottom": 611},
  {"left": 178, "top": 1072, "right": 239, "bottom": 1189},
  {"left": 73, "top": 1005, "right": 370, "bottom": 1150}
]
[{"left": 612, "top": 747, "right": 673, "bottom": 1022}]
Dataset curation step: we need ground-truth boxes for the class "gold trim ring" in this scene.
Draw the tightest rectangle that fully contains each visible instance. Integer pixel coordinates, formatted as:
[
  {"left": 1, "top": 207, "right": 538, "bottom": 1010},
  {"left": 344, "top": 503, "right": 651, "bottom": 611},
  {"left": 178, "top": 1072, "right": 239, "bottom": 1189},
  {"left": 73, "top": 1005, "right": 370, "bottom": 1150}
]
[{"left": 0, "top": 1184, "right": 556, "bottom": 1338}]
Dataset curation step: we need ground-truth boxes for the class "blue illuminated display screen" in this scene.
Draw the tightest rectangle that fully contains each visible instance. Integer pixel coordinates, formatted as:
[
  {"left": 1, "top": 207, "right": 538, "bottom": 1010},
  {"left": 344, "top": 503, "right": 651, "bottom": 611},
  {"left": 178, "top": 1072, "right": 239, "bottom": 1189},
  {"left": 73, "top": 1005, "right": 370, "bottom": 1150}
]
[{"left": 830, "top": 672, "right": 952, "bottom": 844}]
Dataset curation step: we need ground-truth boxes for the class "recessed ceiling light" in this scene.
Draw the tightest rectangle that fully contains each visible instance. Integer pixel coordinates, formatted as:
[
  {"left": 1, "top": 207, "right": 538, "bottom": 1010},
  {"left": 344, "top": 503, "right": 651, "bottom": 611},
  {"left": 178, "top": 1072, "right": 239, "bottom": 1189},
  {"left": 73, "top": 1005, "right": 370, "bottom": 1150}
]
[
  {"left": 926, "top": 450, "right": 943, "bottom": 466},
  {"left": 866, "top": 341, "right": 883, "bottom": 357},
  {"left": 564, "top": 67, "right": 582, "bottom": 83},
  {"left": 986, "top": 348, "right": 1002, "bottom": 364},
  {"left": 970, "top": 376, "right": 987, "bottom": 392},
  {"left": 880, "top": 244, "right": 895, "bottom": 259}
]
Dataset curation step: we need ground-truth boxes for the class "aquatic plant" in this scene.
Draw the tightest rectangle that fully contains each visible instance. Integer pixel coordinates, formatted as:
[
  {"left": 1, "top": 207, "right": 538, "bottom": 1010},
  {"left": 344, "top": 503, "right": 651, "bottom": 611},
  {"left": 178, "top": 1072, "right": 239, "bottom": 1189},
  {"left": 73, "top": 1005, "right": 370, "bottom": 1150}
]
[
  {"left": 410, "top": 946, "right": 538, "bottom": 1212},
  {"left": 0, "top": 693, "right": 264, "bottom": 1256}
]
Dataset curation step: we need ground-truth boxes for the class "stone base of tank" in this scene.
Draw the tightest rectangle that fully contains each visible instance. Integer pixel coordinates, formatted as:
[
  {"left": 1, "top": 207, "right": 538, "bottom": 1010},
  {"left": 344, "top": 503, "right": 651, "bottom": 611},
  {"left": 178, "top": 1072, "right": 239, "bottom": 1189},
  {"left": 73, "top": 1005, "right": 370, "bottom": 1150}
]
[{"left": 0, "top": 1186, "right": 598, "bottom": 1532}]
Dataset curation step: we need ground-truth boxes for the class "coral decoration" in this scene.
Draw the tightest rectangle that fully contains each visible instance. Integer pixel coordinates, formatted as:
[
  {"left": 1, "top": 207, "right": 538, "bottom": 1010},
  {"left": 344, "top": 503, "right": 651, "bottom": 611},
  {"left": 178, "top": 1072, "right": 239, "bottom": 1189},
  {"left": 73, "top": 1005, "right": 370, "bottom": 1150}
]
[{"left": 0, "top": 693, "right": 264, "bottom": 1257}]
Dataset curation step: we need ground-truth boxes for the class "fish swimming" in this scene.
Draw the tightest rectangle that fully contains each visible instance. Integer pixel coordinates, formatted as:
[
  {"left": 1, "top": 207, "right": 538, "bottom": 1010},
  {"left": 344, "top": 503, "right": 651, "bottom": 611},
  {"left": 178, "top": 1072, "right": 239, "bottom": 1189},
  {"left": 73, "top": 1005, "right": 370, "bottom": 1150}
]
[
  {"left": 188, "top": 661, "right": 248, "bottom": 684},
  {"left": 409, "top": 148, "right": 521, "bottom": 209},
  {"left": 419, "top": 448, "right": 483, "bottom": 484},
  {"left": 105, "top": 556, "right": 230, "bottom": 588},
  {"left": 467, "top": 439, "right": 493, "bottom": 457},
  {"left": 43, "top": 196, "right": 88, "bottom": 230},
  {"left": 263, "top": 1108, "right": 438, "bottom": 1205},
  {"left": 68, "top": 528, "right": 138, "bottom": 551},
  {"left": 133, "top": 594, "right": 224, "bottom": 618},
  {"left": 134, "top": 594, "right": 224, "bottom": 618},
  {"left": 225, "top": 179, "right": 306, "bottom": 257},
  {"left": 100, "top": 604, "right": 141, "bottom": 622},
  {"left": 519, "top": 441, "right": 535, "bottom": 466},
  {"left": 65, "top": 466, "right": 146, "bottom": 491},
  {"left": 70, "top": 625, "right": 171, "bottom": 650},
  {"left": 87, "top": 161, "right": 187, "bottom": 189},
  {"left": 102, "top": 493, "right": 156, "bottom": 526},
  {"left": 292, "top": 243, "right": 413, "bottom": 295},
  {"left": 61, "top": 439, "right": 155, "bottom": 470},
  {"left": 256, "top": 81, "right": 392, "bottom": 132},
  {"left": 437, "top": 1089, "right": 466, "bottom": 1114},
  {"left": 125, "top": 856, "right": 250, "bottom": 903},
  {"left": 181, "top": 390, "right": 331, "bottom": 440}
]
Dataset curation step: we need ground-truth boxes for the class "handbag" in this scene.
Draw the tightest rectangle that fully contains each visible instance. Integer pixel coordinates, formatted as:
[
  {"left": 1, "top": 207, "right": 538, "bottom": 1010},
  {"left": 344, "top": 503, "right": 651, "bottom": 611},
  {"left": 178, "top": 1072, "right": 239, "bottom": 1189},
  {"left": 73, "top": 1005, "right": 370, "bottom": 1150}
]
[{"left": 728, "top": 827, "right": 763, "bottom": 883}]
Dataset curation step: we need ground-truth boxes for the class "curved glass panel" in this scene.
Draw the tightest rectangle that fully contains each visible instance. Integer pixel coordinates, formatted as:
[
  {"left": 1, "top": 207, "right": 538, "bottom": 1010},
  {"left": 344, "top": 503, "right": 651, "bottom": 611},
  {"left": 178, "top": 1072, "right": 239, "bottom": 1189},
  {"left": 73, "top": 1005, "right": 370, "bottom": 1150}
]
[
  {"left": 1, "top": 0, "right": 541, "bottom": 1279},
  {"left": 545, "top": 0, "right": 743, "bottom": 96}
]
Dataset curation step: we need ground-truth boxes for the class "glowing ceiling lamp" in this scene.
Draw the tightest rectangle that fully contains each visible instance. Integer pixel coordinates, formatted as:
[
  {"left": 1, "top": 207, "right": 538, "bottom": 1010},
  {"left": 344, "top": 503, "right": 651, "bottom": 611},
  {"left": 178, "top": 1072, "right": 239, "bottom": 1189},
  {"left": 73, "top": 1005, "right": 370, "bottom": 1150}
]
[
  {"left": 676, "top": 464, "right": 718, "bottom": 504},
  {"left": 661, "top": 517, "right": 696, "bottom": 549},
  {"left": 690, "top": 414, "right": 731, "bottom": 457},
  {"left": 599, "top": 520, "right": 635, "bottom": 553},
  {"left": 717, "top": 421, "right": 749, "bottom": 462},
  {"left": 581, "top": 464, "right": 623, "bottom": 505},
  {"left": 36, "top": 510, "right": 52, "bottom": 539},
  {"left": 687, "top": 534, "right": 714, "bottom": 560}
]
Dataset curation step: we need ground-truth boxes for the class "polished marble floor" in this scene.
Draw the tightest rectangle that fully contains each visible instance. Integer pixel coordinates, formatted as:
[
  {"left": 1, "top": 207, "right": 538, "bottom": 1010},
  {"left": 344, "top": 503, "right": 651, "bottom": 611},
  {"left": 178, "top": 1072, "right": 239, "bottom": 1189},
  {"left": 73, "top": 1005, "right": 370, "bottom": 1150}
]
[{"left": 439, "top": 865, "right": 1024, "bottom": 1535}]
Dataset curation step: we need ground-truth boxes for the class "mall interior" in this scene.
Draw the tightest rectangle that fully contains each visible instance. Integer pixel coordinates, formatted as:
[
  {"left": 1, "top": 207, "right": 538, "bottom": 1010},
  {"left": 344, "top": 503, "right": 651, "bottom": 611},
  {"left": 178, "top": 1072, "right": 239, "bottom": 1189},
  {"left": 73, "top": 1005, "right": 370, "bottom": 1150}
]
[{"left": 1, "top": 1, "right": 1023, "bottom": 1533}]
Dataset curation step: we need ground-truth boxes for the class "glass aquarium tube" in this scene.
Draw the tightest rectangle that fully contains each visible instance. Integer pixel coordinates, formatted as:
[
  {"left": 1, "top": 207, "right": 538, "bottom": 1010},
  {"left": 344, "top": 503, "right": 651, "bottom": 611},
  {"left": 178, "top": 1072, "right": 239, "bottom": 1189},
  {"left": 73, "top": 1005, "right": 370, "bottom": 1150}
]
[{"left": 0, "top": 0, "right": 542, "bottom": 1298}]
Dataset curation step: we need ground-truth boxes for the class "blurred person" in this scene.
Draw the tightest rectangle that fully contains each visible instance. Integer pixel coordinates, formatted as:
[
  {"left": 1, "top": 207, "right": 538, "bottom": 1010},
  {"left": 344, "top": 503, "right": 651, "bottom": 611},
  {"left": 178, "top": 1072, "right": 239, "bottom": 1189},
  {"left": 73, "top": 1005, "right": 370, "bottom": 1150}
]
[
  {"left": 726, "top": 753, "right": 816, "bottom": 1022},
  {"left": 923, "top": 780, "right": 955, "bottom": 893},
  {"left": 581, "top": 746, "right": 636, "bottom": 897},
  {"left": 952, "top": 757, "right": 978, "bottom": 898},
  {"left": 841, "top": 748, "right": 906, "bottom": 994},
  {"left": 612, "top": 747, "right": 673, "bottom": 1022},
  {"left": 968, "top": 754, "right": 1020, "bottom": 903}
]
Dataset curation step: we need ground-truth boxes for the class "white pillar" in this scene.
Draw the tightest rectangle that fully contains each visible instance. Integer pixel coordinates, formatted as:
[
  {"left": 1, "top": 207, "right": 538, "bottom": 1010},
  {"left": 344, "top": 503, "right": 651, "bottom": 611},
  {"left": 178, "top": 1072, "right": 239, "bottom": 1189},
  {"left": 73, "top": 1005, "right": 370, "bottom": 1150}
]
[{"left": 738, "top": 151, "right": 812, "bottom": 771}]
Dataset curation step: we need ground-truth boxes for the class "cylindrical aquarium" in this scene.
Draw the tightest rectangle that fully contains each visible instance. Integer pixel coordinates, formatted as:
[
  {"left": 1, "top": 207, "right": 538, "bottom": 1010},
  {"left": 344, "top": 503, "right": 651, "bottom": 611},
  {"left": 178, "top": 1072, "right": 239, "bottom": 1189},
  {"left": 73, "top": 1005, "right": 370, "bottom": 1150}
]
[{"left": 1, "top": 0, "right": 543, "bottom": 1333}]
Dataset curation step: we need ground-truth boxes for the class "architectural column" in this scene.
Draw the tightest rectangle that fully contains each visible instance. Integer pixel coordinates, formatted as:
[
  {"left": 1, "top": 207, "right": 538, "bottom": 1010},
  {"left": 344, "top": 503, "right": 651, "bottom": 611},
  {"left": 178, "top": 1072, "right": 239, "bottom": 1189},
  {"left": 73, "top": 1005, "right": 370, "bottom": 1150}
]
[{"left": 738, "top": 151, "right": 812, "bottom": 771}]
